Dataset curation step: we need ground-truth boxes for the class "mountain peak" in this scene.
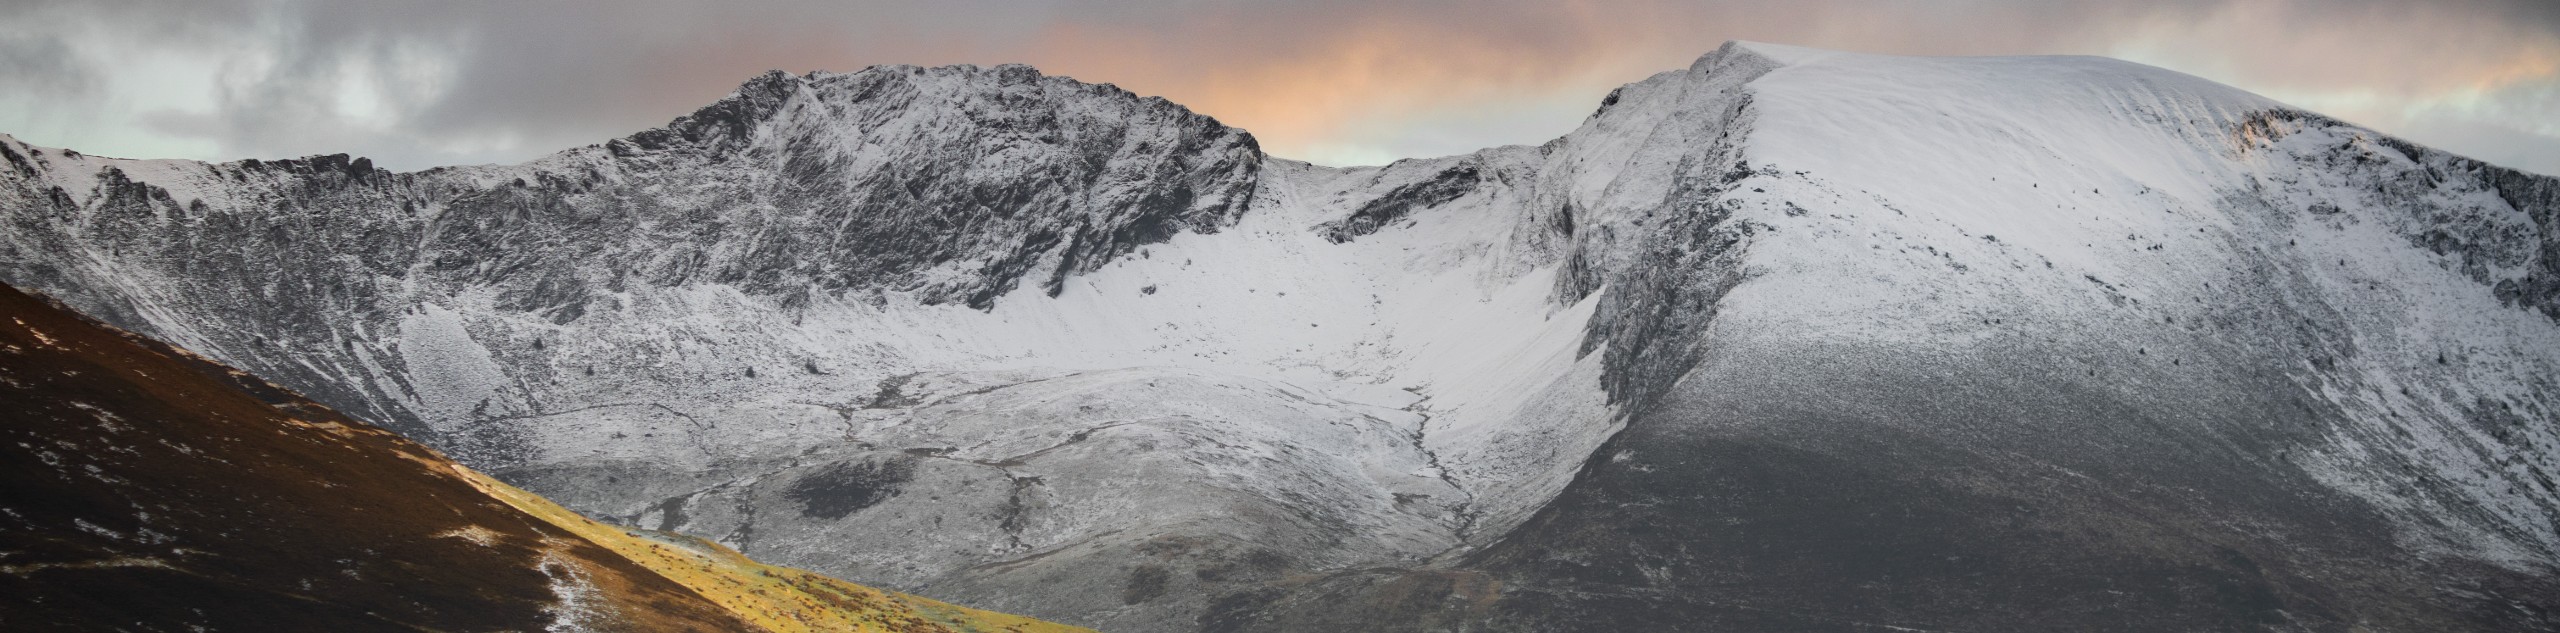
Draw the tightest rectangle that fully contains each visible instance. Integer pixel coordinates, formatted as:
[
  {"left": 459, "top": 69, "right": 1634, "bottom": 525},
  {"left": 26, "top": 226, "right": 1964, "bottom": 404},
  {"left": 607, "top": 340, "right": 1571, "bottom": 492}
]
[
  {"left": 1, "top": 44, "right": 2555, "bottom": 633},
  {"left": 622, "top": 62, "right": 1262, "bottom": 307},
  {"left": 1706, "top": 39, "right": 1830, "bottom": 65}
]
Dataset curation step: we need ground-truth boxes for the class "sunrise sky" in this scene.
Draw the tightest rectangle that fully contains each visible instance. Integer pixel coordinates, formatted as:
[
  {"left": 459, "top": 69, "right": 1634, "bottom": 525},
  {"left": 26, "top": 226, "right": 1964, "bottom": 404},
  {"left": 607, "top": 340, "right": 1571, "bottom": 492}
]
[{"left": 4, "top": 0, "right": 2555, "bottom": 175}]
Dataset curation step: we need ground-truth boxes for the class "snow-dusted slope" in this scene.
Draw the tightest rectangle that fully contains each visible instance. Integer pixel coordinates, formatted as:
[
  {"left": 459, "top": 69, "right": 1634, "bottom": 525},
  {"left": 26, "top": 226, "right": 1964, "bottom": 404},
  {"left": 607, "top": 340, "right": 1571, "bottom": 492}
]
[
  {"left": 0, "top": 60, "right": 1618, "bottom": 632},
  {"left": 1238, "top": 42, "right": 2560, "bottom": 632},
  {"left": 3, "top": 41, "right": 2557, "bottom": 632},
  {"left": 0, "top": 63, "right": 1261, "bottom": 440}
]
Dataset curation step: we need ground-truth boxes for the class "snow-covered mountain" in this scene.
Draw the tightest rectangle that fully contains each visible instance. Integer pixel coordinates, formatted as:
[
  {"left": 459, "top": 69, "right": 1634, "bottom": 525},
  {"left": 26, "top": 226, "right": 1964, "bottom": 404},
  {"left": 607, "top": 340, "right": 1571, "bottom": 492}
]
[{"left": 4, "top": 41, "right": 2556, "bottom": 631}]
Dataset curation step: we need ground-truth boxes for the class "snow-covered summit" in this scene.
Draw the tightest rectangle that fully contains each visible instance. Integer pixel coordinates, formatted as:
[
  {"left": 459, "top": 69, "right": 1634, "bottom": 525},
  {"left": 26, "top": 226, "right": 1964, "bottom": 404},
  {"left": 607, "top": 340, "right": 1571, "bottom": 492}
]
[{"left": 3, "top": 41, "right": 2557, "bottom": 632}]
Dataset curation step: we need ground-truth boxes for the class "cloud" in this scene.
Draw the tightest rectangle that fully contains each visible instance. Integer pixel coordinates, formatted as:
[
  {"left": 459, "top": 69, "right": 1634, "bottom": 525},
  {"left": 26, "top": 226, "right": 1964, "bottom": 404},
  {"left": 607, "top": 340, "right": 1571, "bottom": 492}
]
[
  {"left": 2101, "top": 0, "right": 2560, "bottom": 173},
  {"left": 0, "top": 0, "right": 2552, "bottom": 175}
]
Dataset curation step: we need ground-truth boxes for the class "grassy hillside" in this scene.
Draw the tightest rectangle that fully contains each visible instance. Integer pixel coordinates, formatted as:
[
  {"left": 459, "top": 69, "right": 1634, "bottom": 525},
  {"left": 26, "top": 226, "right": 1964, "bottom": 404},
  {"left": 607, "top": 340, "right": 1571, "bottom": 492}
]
[
  {"left": 0, "top": 281, "right": 1089, "bottom": 632},
  {"left": 460, "top": 467, "right": 1093, "bottom": 633}
]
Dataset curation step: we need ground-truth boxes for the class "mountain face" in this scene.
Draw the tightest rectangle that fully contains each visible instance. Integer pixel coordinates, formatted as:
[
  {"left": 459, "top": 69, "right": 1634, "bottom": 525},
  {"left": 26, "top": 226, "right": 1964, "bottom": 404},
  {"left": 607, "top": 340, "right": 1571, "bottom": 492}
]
[
  {"left": 3, "top": 41, "right": 2557, "bottom": 632},
  {"left": 0, "top": 63, "right": 1258, "bottom": 443},
  {"left": 0, "top": 282, "right": 1091, "bottom": 633}
]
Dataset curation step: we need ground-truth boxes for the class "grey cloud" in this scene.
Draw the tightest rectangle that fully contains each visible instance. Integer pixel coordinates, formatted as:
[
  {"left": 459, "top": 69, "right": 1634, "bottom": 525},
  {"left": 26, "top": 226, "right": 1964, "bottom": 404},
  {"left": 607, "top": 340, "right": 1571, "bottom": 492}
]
[
  {"left": 0, "top": 32, "right": 99, "bottom": 99},
  {"left": 0, "top": 0, "right": 2552, "bottom": 174}
]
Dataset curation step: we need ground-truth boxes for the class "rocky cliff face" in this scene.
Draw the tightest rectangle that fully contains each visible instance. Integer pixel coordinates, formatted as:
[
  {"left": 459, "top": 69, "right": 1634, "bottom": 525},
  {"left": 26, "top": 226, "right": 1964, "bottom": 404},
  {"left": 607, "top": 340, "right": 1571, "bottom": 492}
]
[
  {"left": 3, "top": 41, "right": 2557, "bottom": 632},
  {"left": 0, "top": 62, "right": 1257, "bottom": 442}
]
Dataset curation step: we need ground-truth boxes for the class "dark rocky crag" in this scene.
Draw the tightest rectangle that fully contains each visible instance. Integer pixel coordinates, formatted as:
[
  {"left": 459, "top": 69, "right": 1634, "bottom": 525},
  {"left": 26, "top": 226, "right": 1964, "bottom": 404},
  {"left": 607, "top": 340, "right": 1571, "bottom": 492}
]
[{"left": 0, "top": 63, "right": 1258, "bottom": 446}]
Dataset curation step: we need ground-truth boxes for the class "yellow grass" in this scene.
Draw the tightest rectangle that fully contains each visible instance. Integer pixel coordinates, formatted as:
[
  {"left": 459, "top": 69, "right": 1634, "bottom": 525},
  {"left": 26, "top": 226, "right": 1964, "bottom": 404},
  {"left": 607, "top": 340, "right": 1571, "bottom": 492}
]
[{"left": 453, "top": 465, "right": 1095, "bottom": 633}]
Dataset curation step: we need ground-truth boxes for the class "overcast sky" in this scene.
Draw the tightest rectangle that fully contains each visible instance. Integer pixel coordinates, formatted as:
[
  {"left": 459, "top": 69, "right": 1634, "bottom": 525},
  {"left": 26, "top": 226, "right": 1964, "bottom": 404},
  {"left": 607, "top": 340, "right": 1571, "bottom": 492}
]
[{"left": 4, "top": 0, "right": 2555, "bottom": 175}]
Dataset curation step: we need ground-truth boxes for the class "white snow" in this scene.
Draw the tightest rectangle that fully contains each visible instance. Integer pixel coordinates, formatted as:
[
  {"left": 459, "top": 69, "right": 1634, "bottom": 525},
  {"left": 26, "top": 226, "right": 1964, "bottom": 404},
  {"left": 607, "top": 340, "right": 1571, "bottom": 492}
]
[
  {"left": 395, "top": 303, "right": 515, "bottom": 432},
  {"left": 5, "top": 39, "right": 2554, "bottom": 591}
]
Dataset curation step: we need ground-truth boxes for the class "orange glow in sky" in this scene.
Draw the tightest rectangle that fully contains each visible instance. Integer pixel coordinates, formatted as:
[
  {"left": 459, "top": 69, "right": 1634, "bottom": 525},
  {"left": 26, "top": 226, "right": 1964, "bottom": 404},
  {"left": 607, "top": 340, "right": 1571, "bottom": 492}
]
[{"left": 2, "top": 0, "right": 2553, "bottom": 174}]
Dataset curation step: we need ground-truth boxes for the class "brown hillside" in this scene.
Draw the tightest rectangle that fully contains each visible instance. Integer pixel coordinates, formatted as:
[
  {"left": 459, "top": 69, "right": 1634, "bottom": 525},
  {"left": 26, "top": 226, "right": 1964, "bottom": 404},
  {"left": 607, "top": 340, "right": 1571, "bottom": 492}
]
[{"left": 0, "top": 282, "right": 1091, "bottom": 633}]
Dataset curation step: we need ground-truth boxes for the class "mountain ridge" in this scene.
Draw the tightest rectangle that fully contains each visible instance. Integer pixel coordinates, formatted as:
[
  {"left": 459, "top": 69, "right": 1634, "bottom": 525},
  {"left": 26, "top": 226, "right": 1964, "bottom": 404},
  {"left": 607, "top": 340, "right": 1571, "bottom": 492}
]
[{"left": 3, "top": 40, "right": 2557, "bottom": 631}]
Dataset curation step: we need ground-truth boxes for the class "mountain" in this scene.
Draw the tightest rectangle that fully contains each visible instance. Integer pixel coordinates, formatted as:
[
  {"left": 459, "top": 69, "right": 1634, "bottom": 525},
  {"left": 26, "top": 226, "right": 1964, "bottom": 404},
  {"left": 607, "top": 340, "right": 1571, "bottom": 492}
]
[
  {"left": 2, "top": 40, "right": 2556, "bottom": 631},
  {"left": 0, "top": 280, "right": 1093, "bottom": 632}
]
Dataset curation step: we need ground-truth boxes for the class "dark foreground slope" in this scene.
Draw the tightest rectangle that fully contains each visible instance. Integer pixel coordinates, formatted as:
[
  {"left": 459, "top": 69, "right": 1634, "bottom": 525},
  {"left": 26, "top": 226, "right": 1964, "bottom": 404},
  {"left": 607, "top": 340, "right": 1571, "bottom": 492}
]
[{"left": 0, "top": 282, "right": 1089, "bottom": 632}]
